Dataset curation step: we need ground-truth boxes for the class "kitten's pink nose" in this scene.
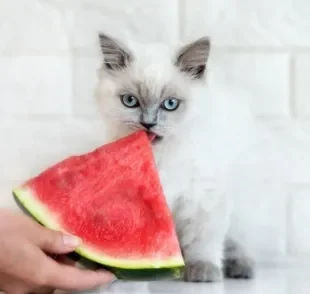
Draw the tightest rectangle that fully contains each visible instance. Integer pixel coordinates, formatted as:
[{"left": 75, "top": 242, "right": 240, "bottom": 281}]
[{"left": 141, "top": 122, "right": 156, "bottom": 130}]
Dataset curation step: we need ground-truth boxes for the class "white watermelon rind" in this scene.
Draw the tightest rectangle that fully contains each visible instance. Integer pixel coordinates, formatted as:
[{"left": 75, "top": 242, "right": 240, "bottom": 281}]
[{"left": 13, "top": 186, "right": 185, "bottom": 270}]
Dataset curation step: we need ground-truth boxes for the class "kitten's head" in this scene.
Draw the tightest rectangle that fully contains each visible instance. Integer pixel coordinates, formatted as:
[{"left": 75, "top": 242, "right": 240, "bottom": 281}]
[{"left": 95, "top": 33, "right": 211, "bottom": 143}]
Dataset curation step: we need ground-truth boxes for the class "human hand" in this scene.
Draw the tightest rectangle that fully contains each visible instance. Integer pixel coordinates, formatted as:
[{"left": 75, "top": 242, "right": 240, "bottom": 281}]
[{"left": 0, "top": 208, "right": 115, "bottom": 294}]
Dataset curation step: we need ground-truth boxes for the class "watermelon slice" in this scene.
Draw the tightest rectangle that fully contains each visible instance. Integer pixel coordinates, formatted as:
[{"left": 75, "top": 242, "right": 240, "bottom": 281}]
[{"left": 12, "top": 130, "right": 184, "bottom": 280}]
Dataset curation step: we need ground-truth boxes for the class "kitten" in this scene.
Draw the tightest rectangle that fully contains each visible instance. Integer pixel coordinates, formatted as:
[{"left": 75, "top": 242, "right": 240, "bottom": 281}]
[{"left": 94, "top": 32, "right": 254, "bottom": 282}]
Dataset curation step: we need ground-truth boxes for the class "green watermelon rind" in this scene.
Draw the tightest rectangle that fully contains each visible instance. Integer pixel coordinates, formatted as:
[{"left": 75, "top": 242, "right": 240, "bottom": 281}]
[{"left": 12, "top": 187, "right": 185, "bottom": 280}]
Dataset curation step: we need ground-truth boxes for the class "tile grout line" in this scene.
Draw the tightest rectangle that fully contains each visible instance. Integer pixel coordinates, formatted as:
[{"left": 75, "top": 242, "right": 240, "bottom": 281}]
[
  {"left": 0, "top": 115, "right": 102, "bottom": 123},
  {"left": 285, "top": 184, "right": 310, "bottom": 258},
  {"left": 58, "top": 3, "right": 76, "bottom": 119},
  {"left": 289, "top": 54, "right": 296, "bottom": 119},
  {"left": 0, "top": 47, "right": 309, "bottom": 57},
  {"left": 211, "top": 46, "right": 310, "bottom": 53},
  {"left": 284, "top": 187, "right": 292, "bottom": 257},
  {"left": 177, "top": 0, "right": 185, "bottom": 41}
]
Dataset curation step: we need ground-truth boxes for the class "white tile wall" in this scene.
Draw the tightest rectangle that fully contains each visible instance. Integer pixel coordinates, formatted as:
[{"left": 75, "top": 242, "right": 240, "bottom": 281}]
[
  {"left": 72, "top": 54, "right": 102, "bottom": 117},
  {"left": 183, "top": 0, "right": 310, "bottom": 47},
  {"left": 207, "top": 52, "right": 291, "bottom": 118},
  {"left": 67, "top": 0, "right": 180, "bottom": 51},
  {"left": 0, "top": 56, "right": 72, "bottom": 116},
  {"left": 288, "top": 186, "right": 310, "bottom": 255},
  {"left": 0, "top": 0, "right": 310, "bottom": 264},
  {"left": 294, "top": 54, "right": 310, "bottom": 119}
]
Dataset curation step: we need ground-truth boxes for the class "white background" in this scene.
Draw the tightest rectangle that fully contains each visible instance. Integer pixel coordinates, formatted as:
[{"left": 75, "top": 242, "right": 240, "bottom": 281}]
[{"left": 0, "top": 0, "right": 310, "bottom": 266}]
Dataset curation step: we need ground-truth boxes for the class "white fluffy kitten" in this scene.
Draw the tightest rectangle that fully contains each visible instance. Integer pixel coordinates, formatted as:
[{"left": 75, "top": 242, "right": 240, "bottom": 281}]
[{"left": 95, "top": 33, "right": 254, "bottom": 282}]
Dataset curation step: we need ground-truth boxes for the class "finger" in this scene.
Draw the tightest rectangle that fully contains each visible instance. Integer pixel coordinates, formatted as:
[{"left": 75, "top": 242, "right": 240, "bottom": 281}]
[
  {"left": 47, "top": 253, "right": 58, "bottom": 260},
  {"left": 48, "top": 253, "right": 77, "bottom": 267},
  {"left": 6, "top": 290, "right": 26, "bottom": 294},
  {"left": 44, "top": 260, "right": 116, "bottom": 291},
  {"left": 55, "top": 255, "right": 77, "bottom": 266},
  {"left": 5, "top": 285, "right": 29, "bottom": 294},
  {"left": 35, "top": 227, "right": 80, "bottom": 254},
  {"left": 30, "top": 286, "right": 55, "bottom": 294}
]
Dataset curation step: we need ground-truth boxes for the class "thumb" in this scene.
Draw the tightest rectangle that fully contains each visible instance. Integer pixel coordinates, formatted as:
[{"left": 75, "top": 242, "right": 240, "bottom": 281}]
[{"left": 36, "top": 227, "right": 80, "bottom": 254}]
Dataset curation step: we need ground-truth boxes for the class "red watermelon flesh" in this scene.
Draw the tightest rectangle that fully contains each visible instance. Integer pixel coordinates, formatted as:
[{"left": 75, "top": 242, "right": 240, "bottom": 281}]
[{"left": 12, "top": 130, "right": 184, "bottom": 274}]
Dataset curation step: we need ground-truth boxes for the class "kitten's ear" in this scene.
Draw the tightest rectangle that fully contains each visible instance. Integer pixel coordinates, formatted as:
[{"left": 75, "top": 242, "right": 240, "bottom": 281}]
[
  {"left": 98, "top": 33, "right": 133, "bottom": 70},
  {"left": 175, "top": 37, "right": 211, "bottom": 79}
]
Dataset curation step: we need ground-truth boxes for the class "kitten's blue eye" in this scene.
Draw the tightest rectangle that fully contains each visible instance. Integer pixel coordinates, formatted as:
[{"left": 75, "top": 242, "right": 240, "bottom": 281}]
[
  {"left": 162, "top": 98, "right": 180, "bottom": 111},
  {"left": 121, "top": 94, "right": 139, "bottom": 108}
]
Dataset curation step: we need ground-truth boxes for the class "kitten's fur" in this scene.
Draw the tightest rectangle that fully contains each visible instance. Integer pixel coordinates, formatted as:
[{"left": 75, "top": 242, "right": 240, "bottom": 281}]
[{"left": 95, "top": 32, "right": 254, "bottom": 282}]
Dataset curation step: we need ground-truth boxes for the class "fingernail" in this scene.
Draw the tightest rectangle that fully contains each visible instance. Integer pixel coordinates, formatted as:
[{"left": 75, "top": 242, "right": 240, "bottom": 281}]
[
  {"left": 106, "top": 276, "right": 118, "bottom": 287},
  {"left": 97, "top": 270, "right": 117, "bottom": 283},
  {"left": 110, "top": 277, "right": 118, "bottom": 284},
  {"left": 62, "top": 234, "right": 80, "bottom": 247},
  {"left": 105, "top": 272, "right": 117, "bottom": 282},
  {"left": 108, "top": 275, "right": 117, "bottom": 283}
]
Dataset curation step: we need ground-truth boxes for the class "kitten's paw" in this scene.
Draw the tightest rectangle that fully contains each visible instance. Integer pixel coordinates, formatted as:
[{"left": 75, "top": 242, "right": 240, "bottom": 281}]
[
  {"left": 224, "top": 256, "right": 254, "bottom": 279},
  {"left": 184, "top": 260, "right": 223, "bottom": 283}
]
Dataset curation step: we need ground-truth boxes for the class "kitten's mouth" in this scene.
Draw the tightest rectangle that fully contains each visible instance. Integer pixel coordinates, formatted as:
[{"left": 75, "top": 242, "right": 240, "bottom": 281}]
[{"left": 146, "top": 132, "right": 163, "bottom": 144}]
